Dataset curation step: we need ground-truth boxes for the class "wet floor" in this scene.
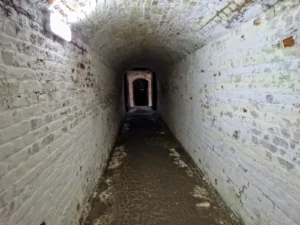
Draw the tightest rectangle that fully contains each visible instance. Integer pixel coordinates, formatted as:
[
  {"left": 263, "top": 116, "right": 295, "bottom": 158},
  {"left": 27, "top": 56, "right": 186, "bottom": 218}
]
[{"left": 83, "top": 108, "right": 243, "bottom": 225}]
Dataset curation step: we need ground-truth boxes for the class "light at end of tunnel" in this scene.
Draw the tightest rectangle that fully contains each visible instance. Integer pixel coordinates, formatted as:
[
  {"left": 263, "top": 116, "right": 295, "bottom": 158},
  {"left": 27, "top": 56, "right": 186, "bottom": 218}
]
[{"left": 49, "top": 13, "right": 72, "bottom": 42}]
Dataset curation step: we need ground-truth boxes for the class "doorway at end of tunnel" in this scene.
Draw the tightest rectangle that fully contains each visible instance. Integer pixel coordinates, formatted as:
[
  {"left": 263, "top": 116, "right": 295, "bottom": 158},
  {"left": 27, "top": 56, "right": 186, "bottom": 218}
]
[
  {"left": 133, "top": 79, "right": 149, "bottom": 106},
  {"left": 124, "top": 69, "right": 157, "bottom": 111}
]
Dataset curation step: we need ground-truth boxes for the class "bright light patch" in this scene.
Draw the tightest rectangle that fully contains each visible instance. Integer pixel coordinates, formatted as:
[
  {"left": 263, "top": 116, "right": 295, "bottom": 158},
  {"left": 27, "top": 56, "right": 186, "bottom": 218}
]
[{"left": 50, "top": 13, "right": 72, "bottom": 42}]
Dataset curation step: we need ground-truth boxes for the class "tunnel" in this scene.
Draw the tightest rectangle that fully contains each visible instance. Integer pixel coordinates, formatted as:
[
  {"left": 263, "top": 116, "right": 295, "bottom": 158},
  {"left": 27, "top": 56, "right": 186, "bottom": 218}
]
[{"left": 0, "top": 0, "right": 299, "bottom": 225}]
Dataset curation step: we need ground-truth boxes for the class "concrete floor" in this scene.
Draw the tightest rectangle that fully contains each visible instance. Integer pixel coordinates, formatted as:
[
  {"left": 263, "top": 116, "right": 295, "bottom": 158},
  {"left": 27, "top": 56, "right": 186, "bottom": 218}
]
[{"left": 83, "top": 108, "right": 243, "bottom": 225}]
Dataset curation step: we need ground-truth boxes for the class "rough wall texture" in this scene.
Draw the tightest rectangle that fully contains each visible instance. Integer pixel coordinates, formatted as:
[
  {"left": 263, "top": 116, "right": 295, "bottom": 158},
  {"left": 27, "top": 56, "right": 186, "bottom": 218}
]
[
  {"left": 1, "top": 1, "right": 300, "bottom": 225},
  {"left": 47, "top": 0, "right": 281, "bottom": 71},
  {"left": 0, "top": 2, "right": 122, "bottom": 225},
  {"left": 158, "top": 2, "right": 300, "bottom": 225}
]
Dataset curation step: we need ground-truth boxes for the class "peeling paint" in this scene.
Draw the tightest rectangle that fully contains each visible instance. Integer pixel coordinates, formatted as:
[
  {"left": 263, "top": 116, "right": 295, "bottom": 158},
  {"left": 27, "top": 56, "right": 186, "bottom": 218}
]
[
  {"left": 253, "top": 18, "right": 261, "bottom": 26},
  {"left": 283, "top": 36, "right": 295, "bottom": 48}
]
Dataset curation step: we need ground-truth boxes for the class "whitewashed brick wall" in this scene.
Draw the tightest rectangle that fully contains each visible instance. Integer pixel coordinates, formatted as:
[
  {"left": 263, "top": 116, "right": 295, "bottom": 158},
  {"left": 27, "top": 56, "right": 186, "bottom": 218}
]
[
  {"left": 1, "top": 1, "right": 300, "bottom": 225},
  {"left": 0, "top": 2, "right": 123, "bottom": 225},
  {"left": 158, "top": 2, "right": 300, "bottom": 225}
]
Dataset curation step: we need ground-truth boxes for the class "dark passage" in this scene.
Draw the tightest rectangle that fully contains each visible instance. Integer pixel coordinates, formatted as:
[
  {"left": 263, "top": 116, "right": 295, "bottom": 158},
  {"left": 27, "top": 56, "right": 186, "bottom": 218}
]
[
  {"left": 83, "top": 108, "right": 242, "bottom": 225},
  {"left": 133, "top": 79, "right": 149, "bottom": 106}
]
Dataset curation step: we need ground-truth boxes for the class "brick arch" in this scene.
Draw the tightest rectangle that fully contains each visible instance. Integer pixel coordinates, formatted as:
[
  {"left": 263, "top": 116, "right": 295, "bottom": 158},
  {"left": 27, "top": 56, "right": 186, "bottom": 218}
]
[
  {"left": 131, "top": 75, "right": 150, "bottom": 82},
  {"left": 127, "top": 71, "right": 152, "bottom": 107}
]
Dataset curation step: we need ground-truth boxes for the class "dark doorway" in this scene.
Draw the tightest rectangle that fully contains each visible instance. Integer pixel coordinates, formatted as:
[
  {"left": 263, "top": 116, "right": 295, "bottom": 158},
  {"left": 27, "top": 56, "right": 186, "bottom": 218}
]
[
  {"left": 133, "top": 79, "right": 149, "bottom": 106},
  {"left": 124, "top": 68, "right": 157, "bottom": 111}
]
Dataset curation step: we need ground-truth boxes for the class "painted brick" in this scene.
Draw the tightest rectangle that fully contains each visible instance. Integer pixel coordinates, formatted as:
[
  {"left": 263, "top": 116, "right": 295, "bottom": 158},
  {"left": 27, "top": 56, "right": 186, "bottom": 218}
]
[
  {"left": 45, "top": 0, "right": 281, "bottom": 69},
  {"left": 158, "top": 3, "right": 300, "bottom": 225},
  {"left": 0, "top": 2, "right": 124, "bottom": 225},
  {"left": 1, "top": 0, "right": 300, "bottom": 225}
]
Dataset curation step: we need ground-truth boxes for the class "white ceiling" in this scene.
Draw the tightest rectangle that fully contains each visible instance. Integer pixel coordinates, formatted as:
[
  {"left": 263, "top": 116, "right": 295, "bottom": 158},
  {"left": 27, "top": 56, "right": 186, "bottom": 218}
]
[{"left": 50, "top": 0, "right": 279, "bottom": 70}]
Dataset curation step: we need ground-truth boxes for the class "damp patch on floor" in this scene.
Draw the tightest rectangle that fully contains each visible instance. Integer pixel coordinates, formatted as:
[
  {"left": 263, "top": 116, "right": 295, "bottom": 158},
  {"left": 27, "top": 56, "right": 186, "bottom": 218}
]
[
  {"left": 83, "top": 109, "right": 244, "bottom": 225},
  {"left": 190, "top": 182, "right": 242, "bottom": 225},
  {"left": 108, "top": 145, "right": 127, "bottom": 170},
  {"left": 85, "top": 176, "right": 116, "bottom": 225},
  {"left": 169, "top": 148, "right": 188, "bottom": 168},
  {"left": 185, "top": 167, "right": 194, "bottom": 177},
  {"left": 192, "top": 185, "right": 209, "bottom": 199},
  {"left": 92, "top": 214, "right": 113, "bottom": 225},
  {"left": 196, "top": 202, "right": 211, "bottom": 208},
  {"left": 98, "top": 187, "right": 114, "bottom": 203},
  {"left": 146, "top": 137, "right": 180, "bottom": 149}
]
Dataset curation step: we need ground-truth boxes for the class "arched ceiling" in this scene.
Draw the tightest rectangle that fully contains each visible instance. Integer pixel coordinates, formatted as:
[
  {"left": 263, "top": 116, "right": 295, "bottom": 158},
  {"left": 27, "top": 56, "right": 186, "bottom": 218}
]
[{"left": 50, "top": 0, "right": 278, "bottom": 71}]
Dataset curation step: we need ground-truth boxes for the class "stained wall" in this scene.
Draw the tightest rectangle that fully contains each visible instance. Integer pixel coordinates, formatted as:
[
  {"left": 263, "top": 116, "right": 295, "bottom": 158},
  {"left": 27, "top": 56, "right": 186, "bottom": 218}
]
[{"left": 158, "top": 2, "right": 300, "bottom": 225}]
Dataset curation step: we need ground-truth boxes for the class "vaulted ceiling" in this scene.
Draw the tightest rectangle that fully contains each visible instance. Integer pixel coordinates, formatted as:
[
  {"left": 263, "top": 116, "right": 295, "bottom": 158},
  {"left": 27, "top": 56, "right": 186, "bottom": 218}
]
[{"left": 50, "top": 0, "right": 278, "bottom": 70}]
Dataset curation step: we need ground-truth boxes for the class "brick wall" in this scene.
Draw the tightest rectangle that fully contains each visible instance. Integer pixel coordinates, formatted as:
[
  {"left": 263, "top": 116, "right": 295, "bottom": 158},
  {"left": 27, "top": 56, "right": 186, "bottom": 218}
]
[
  {"left": 0, "top": 2, "right": 123, "bottom": 225},
  {"left": 158, "top": 2, "right": 300, "bottom": 225}
]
